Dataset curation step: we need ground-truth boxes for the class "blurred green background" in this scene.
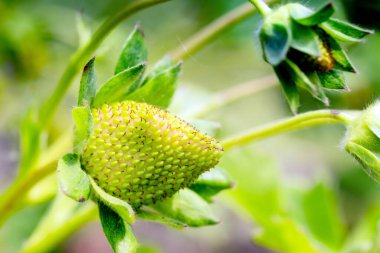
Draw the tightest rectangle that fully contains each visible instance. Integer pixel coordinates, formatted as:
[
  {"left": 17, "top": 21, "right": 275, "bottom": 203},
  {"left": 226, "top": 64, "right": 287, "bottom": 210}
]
[{"left": 1, "top": 0, "right": 380, "bottom": 252}]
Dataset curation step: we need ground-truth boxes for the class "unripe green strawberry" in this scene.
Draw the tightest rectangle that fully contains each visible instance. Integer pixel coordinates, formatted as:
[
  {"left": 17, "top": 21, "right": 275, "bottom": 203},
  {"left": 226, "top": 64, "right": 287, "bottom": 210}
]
[{"left": 81, "top": 101, "right": 223, "bottom": 208}]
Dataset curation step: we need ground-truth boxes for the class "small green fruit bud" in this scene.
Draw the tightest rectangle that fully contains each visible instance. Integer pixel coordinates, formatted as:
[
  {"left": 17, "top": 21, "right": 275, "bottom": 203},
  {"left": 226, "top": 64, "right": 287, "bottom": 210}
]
[
  {"left": 81, "top": 101, "right": 223, "bottom": 208},
  {"left": 345, "top": 102, "right": 380, "bottom": 181}
]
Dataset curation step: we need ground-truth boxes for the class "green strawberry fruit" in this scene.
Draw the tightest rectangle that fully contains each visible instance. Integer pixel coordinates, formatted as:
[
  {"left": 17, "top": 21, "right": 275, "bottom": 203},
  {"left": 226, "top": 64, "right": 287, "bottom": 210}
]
[{"left": 81, "top": 101, "right": 223, "bottom": 208}]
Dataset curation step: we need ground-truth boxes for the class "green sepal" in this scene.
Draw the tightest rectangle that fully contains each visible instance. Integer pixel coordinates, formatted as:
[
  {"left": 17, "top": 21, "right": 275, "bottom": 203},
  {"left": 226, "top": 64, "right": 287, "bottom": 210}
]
[
  {"left": 78, "top": 58, "right": 96, "bottom": 107},
  {"left": 307, "top": 72, "right": 330, "bottom": 106},
  {"left": 19, "top": 109, "right": 41, "bottom": 175},
  {"left": 187, "top": 119, "right": 221, "bottom": 137},
  {"left": 93, "top": 63, "right": 146, "bottom": 107},
  {"left": 72, "top": 106, "right": 93, "bottom": 154},
  {"left": 317, "top": 69, "right": 348, "bottom": 90},
  {"left": 136, "top": 208, "right": 187, "bottom": 229},
  {"left": 115, "top": 24, "right": 148, "bottom": 75},
  {"left": 320, "top": 18, "right": 374, "bottom": 43},
  {"left": 260, "top": 23, "right": 291, "bottom": 66},
  {"left": 289, "top": 2, "right": 334, "bottom": 26},
  {"left": 99, "top": 202, "right": 138, "bottom": 253},
  {"left": 142, "top": 56, "right": 173, "bottom": 86},
  {"left": 290, "top": 20, "right": 321, "bottom": 57},
  {"left": 90, "top": 177, "right": 135, "bottom": 224},
  {"left": 152, "top": 188, "right": 219, "bottom": 227},
  {"left": 57, "top": 153, "right": 91, "bottom": 202},
  {"left": 274, "top": 59, "right": 325, "bottom": 112},
  {"left": 345, "top": 142, "right": 380, "bottom": 182},
  {"left": 325, "top": 35, "right": 357, "bottom": 73},
  {"left": 189, "top": 168, "right": 234, "bottom": 202},
  {"left": 274, "top": 64, "right": 300, "bottom": 114},
  {"left": 126, "top": 61, "right": 181, "bottom": 109}
]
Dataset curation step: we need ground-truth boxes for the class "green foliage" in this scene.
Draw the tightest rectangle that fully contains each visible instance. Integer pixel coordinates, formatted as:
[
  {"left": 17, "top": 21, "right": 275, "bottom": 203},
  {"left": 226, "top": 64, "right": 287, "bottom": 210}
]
[
  {"left": 257, "top": 1, "right": 372, "bottom": 112},
  {"left": 99, "top": 202, "right": 137, "bottom": 253}
]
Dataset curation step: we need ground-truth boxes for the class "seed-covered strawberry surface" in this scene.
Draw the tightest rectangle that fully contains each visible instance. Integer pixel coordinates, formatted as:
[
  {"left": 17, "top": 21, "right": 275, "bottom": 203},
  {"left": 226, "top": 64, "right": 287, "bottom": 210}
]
[{"left": 81, "top": 101, "right": 223, "bottom": 208}]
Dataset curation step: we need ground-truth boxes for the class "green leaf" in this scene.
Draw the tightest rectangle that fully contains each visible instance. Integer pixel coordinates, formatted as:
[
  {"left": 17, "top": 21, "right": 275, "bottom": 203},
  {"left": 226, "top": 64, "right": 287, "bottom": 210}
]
[
  {"left": 78, "top": 57, "right": 96, "bottom": 107},
  {"left": 253, "top": 216, "right": 320, "bottom": 253},
  {"left": 290, "top": 20, "right": 321, "bottom": 57},
  {"left": 187, "top": 119, "right": 221, "bottom": 137},
  {"left": 189, "top": 168, "right": 234, "bottom": 202},
  {"left": 302, "top": 183, "right": 344, "bottom": 250},
  {"left": 317, "top": 69, "right": 348, "bottom": 90},
  {"left": 72, "top": 106, "right": 93, "bottom": 154},
  {"left": 136, "top": 209, "right": 187, "bottom": 229},
  {"left": 115, "top": 24, "right": 148, "bottom": 75},
  {"left": 320, "top": 18, "right": 373, "bottom": 43},
  {"left": 57, "top": 153, "right": 91, "bottom": 202},
  {"left": 19, "top": 109, "right": 41, "bottom": 175},
  {"left": 126, "top": 62, "right": 181, "bottom": 108},
  {"left": 290, "top": 3, "right": 334, "bottom": 26},
  {"left": 260, "top": 23, "right": 291, "bottom": 65},
  {"left": 325, "top": 35, "right": 357, "bottom": 73},
  {"left": 345, "top": 141, "right": 380, "bottom": 182},
  {"left": 99, "top": 202, "right": 137, "bottom": 253},
  {"left": 93, "top": 63, "right": 146, "bottom": 107},
  {"left": 152, "top": 189, "right": 219, "bottom": 227},
  {"left": 89, "top": 177, "right": 135, "bottom": 224}
]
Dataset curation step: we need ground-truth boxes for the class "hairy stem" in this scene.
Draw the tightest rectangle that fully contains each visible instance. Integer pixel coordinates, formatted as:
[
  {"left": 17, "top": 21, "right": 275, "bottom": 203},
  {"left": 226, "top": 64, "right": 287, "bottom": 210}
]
[
  {"left": 248, "top": 0, "right": 272, "bottom": 16},
  {"left": 186, "top": 75, "right": 277, "bottom": 118},
  {"left": 170, "top": 0, "right": 275, "bottom": 62},
  {"left": 222, "top": 110, "right": 355, "bottom": 151},
  {"left": 38, "top": 0, "right": 171, "bottom": 126}
]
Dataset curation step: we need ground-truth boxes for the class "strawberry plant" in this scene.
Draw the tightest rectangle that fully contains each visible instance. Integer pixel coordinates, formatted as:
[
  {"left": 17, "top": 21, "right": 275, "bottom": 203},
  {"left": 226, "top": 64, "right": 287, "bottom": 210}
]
[{"left": 0, "top": 0, "right": 379, "bottom": 252}]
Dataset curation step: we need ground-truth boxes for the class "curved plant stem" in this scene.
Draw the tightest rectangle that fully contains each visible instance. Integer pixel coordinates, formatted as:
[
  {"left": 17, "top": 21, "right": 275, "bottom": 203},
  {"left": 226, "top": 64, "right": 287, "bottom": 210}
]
[
  {"left": 20, "top": 201, "right": 97, "bottom": 253},
  {"left": 170, "top": 0, "right": 276, "bottom": 62},
  {"left": 38, "top": 0, "right": 171, "bottom": 126},
  {"left": 248, "top": 0, "right": 272, "bottom": 16},
  {"left": 222, "top": 110, "right": 355, "bottom": 151},
  {"left": 0, "top": 130, "right": 72, "bottom": 226},
  {"left": 186, "top": 75, "right": 278, "bottom": 118}
]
